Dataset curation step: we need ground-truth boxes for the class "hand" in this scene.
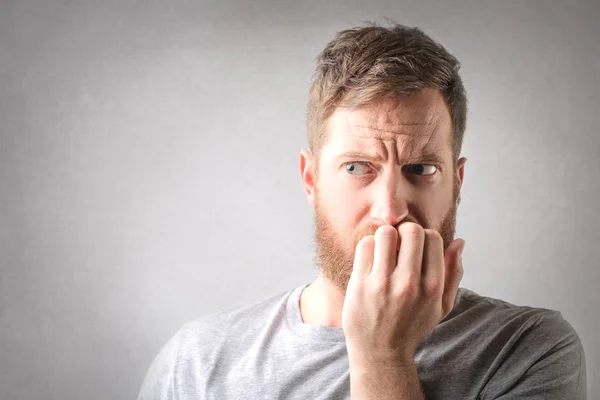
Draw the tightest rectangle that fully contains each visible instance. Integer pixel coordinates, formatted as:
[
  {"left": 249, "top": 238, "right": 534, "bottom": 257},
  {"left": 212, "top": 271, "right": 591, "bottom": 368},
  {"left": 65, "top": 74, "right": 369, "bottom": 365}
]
[{"left": 342, "top": 223, "right": 465, "bottom": 367}]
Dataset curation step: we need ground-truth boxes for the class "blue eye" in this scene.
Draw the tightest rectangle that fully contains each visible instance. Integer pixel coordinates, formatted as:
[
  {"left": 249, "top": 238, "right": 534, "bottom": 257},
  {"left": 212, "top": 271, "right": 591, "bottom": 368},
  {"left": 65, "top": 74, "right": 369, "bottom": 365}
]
[{"left": 344, "top": 162, "right": 371, "bottom": 175}]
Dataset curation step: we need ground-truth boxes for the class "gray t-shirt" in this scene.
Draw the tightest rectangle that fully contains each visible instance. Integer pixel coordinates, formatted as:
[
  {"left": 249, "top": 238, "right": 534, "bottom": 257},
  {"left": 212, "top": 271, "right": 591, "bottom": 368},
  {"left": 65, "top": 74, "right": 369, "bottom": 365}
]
[{"left": 137, "top": 284, "right": 586, "bottom": 399}]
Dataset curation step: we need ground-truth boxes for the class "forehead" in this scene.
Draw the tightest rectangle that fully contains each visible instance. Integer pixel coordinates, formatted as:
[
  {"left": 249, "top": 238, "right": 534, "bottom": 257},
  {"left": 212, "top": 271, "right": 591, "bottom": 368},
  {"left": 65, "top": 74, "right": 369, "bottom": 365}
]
[{"left": 325, "top": 89, "right": 452, "bottom": 156}]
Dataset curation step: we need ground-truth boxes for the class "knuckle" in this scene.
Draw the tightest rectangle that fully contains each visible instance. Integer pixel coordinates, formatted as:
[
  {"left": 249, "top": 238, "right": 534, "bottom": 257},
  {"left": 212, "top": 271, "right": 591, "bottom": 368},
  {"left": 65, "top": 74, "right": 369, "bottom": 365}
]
[
  {"left": 351, "top": 278, "right": 368, "bottom": 293},
  {"left": 369, "top": 277, "right": 392, "bottom": 294},
  {"left": 424, "top": 279, "right": 442, "bottom": 297},
  {"left": 395, "top": 276, "right": 417, "bottom": 297},
  {"left": 455, "top": 265, "right": 464, "bottom": 279}
]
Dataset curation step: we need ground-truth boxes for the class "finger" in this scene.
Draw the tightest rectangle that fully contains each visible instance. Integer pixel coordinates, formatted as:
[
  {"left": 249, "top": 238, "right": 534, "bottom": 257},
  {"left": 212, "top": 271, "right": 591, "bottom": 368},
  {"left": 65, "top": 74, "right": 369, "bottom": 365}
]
[
  {"left": 421, "top": 229, "right": 445, "bottom": 299},
  {"left": 370, "top": 225, "right": 399, "bottom": 279},
  {"left": 351, "top": 235, "right": 376, "bottom": 282},
  {"left": 442, "top": 239, "right": 465, "bottom": 317},
  {"left": 392, "top": 222, "right": 425, "bottom": 285}
]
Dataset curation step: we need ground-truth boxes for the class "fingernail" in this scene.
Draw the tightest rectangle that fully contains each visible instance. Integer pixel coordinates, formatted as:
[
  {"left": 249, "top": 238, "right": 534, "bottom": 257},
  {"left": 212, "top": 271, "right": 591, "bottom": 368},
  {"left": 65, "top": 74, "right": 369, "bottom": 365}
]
[{"left": 460, "top": 242, "right": 466, "bottom": 258}]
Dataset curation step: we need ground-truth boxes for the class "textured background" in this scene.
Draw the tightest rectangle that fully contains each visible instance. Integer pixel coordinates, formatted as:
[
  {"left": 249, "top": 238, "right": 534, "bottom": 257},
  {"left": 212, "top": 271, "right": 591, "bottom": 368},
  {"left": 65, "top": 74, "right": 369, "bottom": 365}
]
[{"left": 1, "top": 0, "right": 598, "bottom": 398}]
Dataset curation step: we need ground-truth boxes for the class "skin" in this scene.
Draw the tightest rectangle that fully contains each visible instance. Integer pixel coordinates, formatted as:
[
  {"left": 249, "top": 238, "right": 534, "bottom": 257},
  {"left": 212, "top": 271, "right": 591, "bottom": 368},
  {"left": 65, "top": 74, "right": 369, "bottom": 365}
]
[{"left": 299, "top": 88, "right": 467, "bottom": 399}]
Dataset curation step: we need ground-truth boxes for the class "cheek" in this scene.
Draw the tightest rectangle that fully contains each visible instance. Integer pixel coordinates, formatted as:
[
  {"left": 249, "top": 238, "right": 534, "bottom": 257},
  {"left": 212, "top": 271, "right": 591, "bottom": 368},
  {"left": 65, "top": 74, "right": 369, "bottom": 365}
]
[
  {"left": 317, "top": 170, "right": 371, "bottom": 226},
  {"left": 325, "top": 188, "right": 369, "bottom": 231},
  {"left": 414, "top": 188, "right": 454, "bottom": 226}
]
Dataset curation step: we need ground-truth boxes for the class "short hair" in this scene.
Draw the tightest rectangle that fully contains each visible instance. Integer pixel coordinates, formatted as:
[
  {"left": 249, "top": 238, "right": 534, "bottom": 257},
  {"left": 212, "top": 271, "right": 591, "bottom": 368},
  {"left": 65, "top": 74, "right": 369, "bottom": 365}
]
[{"left": 306, "top": 22, "right": 467, "bottom": 173}]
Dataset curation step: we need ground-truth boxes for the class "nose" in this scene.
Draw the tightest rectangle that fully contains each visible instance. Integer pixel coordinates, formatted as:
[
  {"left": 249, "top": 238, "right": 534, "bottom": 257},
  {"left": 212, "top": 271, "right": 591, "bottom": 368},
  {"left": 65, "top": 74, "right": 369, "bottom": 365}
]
[{"left": 369, "top": 172, "right": 409, "bottom": 228}]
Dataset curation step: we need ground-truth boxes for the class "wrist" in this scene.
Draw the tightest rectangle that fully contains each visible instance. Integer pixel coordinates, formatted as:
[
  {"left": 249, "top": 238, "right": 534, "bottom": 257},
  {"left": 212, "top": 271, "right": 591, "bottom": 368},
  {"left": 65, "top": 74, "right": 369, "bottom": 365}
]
[
  {"left": 349, "top": 357, "right": 423, "bottom": 400},
  {"left": 347, "top": 346, "right": 416, "bottom": 371},
  {"left": 349, "top": 356, "right": 416, "bottom": 375}
]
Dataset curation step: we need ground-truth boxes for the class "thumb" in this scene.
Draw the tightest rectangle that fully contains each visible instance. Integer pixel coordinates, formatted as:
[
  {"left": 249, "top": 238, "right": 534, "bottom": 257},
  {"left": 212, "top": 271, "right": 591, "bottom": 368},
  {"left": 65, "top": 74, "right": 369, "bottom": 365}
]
[{"left": 442, "top": 239, "right": 465, "bottom": 317}]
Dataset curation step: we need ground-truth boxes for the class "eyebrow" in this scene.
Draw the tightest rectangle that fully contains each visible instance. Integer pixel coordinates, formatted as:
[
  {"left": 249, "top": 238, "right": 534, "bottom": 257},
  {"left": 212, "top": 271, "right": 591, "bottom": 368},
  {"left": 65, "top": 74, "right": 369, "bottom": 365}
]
[{"left": 336, "top": 151, "right": 446, "bottom": 165}]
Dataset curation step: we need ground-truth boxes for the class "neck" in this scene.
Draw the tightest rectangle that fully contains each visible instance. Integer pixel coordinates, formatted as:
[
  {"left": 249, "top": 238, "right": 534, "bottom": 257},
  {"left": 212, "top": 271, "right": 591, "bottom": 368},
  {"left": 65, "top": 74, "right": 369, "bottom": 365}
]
[{"left": 299, "top": 274, "right": 346, "bottom": 328}]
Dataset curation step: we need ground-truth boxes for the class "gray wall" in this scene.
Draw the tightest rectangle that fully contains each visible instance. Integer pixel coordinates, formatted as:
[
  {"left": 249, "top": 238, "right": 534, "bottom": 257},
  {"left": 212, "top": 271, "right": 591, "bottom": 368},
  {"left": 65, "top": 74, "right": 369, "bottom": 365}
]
[{"left": 1, "top": 0, "right": 598, "bottom": 398}]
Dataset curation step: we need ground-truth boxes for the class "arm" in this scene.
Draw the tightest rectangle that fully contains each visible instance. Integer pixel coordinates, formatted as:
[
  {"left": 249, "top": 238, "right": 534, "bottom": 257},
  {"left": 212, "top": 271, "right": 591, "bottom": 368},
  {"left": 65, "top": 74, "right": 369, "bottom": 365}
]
[{"left": 342, "top": 223, "right": 465, "bottom": 400}]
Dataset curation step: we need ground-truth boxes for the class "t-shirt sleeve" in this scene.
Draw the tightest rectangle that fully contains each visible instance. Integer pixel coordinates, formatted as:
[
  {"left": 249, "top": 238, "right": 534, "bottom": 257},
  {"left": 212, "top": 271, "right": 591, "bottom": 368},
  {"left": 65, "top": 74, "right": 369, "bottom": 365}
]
[
  {"left": 483, "top": 311, "right": 587, "bottom": 400},
  {"left": 137, "top": 326, "right": 185, "bottom": 400}
]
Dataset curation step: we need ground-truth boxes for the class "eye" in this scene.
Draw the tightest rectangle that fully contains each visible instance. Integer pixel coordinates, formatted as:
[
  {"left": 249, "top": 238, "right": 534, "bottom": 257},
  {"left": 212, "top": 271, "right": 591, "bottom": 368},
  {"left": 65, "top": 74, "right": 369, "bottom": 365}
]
[
  {"left": 406, "top": 164, "right": 437, "bottom": 176},
  {"left": 344, "top": 162, "right": 371, "bottom": 175}
]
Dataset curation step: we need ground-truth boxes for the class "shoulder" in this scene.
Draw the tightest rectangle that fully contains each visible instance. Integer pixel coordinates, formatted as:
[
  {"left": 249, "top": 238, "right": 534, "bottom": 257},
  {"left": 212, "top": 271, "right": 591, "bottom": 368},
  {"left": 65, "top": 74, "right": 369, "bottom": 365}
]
[
  {"left": 174, "top": 286, "right": 293, "bottom": 357},
  {"left": 449, "top": 287, "right": 583, "bottom": 356},
  {"left": 137, "top": 287, "right": 294, "bottom": 400},
  {"left": 450, "top": 287, "right": 577, "bottom": 335},
  {"left": 189, "top": 286, "right": 292, "bottom": 337},
  {"left": 449, "top": 288, "right": 586, "bottom": 399}
]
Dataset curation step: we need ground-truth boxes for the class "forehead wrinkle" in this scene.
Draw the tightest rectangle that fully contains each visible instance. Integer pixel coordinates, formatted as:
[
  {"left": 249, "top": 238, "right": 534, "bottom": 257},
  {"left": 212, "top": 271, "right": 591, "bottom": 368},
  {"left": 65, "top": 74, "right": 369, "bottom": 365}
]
[
  {"left": 334, "top": 107, "right": 443, "bottom": 152},
  {"left": 350, "top": 122, "right": 436, "bottom": 142},
  {"left": 352, "top": 110, "right": 439, "bottom": 133},
  {"left": 330, "top": 91, "right": 451, "bottom": 165},
  {"left": 352, "top": 125, "right": 425, "bottom": 140},
  {"left": 367, "top": 101, "right": 442, "bottom": 129},
  {"left": 350, "top": 125, "right": 436, "bottom": 153}
]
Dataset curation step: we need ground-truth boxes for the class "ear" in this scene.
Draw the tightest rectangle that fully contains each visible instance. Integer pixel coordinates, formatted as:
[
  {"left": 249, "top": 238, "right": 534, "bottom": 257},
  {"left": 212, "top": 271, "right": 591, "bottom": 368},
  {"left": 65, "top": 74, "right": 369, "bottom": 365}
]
[
  {"left": 456, "top": 156, "right": 467, "bottom": 188},
  {"left": 299, "top": 149, "right": 316, "bottom": 208}
]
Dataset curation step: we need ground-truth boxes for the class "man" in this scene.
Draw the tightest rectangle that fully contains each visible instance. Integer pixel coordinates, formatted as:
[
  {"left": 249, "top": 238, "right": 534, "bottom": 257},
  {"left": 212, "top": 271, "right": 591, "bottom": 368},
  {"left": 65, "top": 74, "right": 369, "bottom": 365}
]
[{"left": 138, "top": 23, "right": 586, "bottom": 399}]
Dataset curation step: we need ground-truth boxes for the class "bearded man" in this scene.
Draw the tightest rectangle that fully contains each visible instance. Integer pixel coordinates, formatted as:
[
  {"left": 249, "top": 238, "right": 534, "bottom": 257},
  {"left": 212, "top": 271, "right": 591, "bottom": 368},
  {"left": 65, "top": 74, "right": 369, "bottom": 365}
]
[{"left": 138, "top": 23, "right": 586, "bottom": 400}]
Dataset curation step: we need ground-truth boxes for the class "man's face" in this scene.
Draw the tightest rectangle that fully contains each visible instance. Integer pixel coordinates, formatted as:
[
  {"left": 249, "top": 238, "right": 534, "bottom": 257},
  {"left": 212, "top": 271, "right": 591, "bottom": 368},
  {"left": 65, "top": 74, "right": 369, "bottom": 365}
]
[{"left": 308, "top": 89, "right": 465, "bottom": 295}]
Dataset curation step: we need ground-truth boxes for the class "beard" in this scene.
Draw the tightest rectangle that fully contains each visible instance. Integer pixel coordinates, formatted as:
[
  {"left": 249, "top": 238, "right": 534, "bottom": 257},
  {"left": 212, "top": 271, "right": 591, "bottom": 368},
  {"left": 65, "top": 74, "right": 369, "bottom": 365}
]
[{"left": 312, "top": 178, "right": 461, "bottom": 296}]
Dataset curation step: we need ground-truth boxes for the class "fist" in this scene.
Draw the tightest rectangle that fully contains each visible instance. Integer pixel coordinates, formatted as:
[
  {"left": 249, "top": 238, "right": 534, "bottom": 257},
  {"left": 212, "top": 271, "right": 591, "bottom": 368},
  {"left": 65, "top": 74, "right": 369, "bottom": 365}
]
[{"left": 341, "top": 223, "right": 465, "bottom": 366}]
